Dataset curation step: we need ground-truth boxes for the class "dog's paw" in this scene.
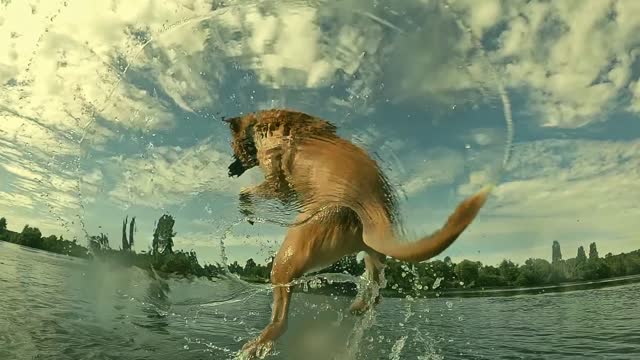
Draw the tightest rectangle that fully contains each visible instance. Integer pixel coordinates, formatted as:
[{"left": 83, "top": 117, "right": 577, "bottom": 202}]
[{"left": 239, "top": 338, "right": 274, "bottom": 359}]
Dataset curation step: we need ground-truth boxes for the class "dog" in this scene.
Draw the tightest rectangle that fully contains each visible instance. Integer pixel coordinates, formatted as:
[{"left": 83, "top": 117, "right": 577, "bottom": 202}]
[{"left": 224, "top": 108, "right": 491, "bottom": 358}]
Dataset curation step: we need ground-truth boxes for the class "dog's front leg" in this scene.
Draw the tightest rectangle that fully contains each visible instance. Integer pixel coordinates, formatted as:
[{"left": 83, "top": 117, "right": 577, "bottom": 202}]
[
  {"left": 238, "top": 187, "right": 257, "bottom": 224},
  {"left": 238, "top": 180, "right": 283, "bottom": 225}
]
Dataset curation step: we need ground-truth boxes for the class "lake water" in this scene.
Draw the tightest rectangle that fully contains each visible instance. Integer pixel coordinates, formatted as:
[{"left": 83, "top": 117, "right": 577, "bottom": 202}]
[{"left": 1, "top": 241, "right": 639, "bottom": 360}]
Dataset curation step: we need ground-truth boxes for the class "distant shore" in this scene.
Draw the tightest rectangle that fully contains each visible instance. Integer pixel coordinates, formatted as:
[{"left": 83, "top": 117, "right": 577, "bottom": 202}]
[
  {"left": 2, "top": 214, "right": 640, "bottom": 298},
  {"left": 412, "top": 273, "right": 640, "bottom": 298},
  {"left": 240, "top": 272, "right": 640, "bottom": 299}
]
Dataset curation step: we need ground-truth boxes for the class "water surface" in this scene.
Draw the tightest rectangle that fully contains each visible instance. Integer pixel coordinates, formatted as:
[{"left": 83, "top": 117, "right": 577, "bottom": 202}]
[{"left": 1, "top": 241, "right": 639, "bottom": 359}]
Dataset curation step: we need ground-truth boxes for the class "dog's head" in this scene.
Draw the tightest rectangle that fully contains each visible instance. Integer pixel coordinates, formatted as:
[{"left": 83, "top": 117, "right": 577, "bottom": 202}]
[{"left": 224, "top": 114, "right": 258, "bottom": 177}]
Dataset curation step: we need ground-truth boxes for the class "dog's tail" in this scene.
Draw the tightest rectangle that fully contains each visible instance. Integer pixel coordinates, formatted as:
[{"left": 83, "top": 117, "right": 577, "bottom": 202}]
[{"left": 354, "top": 185, "right": 493, "bottom": 263}]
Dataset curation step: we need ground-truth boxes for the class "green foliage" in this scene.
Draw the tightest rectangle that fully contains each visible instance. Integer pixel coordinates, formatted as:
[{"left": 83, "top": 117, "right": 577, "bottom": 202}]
[
  {"left": 122, "top": 216, "right": 129, "bottom": 251},
  {"left": 455, "top": 260, "right": 481, "bottom": 287},
  {"left": 18, "top": 225, "right": 44, "bottom": 249},
  {"left": 477, "top": 265, "right": 507, "bottom": 287},
  {"left": 1, "top": 214, "right": 639, "bottom": 296},
  {"left": 89, "top": 233, "right": 110, "bottom": 253},
  {"left": 582, "top": 258, "right": 610, "bottom": 280},
  {"left": 577, "top": 246, "right": 587, "bottom": 264},
  {"left": 552, "top": 240, "right": 562, "bottom": 264},
  {"left": 152, "top": 214, "right": 176, "bottom": 255},
  {"left": 516, "top": 258, "right": 552, "bottom": 286},
  {"left": 0, "top": 215, "right": 221, "bottom": 280},
  {"left": 91, "top": 248, "right": 225, "bottom": 280},
  {"left": 319, "top": 254, "right": 365, "bottom": 276},
  {"left": 498, "top": 260, "right": 520, "bottom": 284},
  {"left": 0, "top": 219, "right": 90, "bottom": 258},
  {"left": 226, "top": 256, "right": 274, "bottom": 282},
  {"left": 129, "top": 216, "right": 136, "bottom": 248},
  {"left": 589, "top": 242, "right": 599, "bottom": 260}
]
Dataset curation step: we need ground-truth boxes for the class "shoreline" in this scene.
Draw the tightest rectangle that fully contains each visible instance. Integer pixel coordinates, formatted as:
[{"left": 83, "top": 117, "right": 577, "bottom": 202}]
[
  {"left": 380, "top": 274, "right": 640, "bottom": 299},
  {"left": 242, "top": 273, "right": 640, "bottom": 299},
  {"left": 4, "top": 240, "right": 640, "bottom": 298}
]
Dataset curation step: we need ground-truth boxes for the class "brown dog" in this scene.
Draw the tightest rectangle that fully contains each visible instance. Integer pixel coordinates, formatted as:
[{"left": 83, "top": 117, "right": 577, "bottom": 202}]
[{"left": 224, "top": 109, "right": 491, "bottom": 358}]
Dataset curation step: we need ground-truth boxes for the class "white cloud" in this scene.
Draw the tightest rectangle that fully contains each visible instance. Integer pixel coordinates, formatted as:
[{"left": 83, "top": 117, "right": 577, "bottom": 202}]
[
  {"left": 448, "top": 138, "right": 640, "bottom": 263},
  {"left": 489, "top": 0, "right": 640, "bottom": 128},
  {"left": 0, "top": 191, "right": 34, "bottom": 210},
  {"left": 216, "top": 3, "right": 384, "bottom": 90},
  {"left": 400, "top": 147, "right": 466, "bottom": 196},
  {"left": 630, "top": 79, "right": 640, "bottom": 113},
  {"left": 378, "top": 0, "right": 640, "bottom": 128},
  {"left": 0, "top": 0, "right": 220, "bottom": 157},
  {"left": 106, "top": 137, "right": 262, "bottom": 208}
]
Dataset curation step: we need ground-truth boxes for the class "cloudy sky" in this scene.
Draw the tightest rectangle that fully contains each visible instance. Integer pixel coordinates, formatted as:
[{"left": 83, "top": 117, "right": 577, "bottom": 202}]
[{"left": 1, "top": 0, "right": 639, "bottom": 267}]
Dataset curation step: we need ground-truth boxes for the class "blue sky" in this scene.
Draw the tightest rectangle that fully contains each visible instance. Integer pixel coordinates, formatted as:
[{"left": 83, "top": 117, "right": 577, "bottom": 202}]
[{"left": 1, "top": 0, "right": 639, "bottom": 267}]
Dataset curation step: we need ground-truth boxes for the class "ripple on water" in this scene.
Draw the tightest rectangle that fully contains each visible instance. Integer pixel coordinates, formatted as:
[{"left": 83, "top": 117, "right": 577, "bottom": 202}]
[{"left": 1, "top": 242, "right": 639, "bottom": 359}]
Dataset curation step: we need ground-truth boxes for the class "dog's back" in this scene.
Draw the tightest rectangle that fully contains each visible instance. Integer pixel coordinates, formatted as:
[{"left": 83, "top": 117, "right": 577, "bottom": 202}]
[{"left": 250, "top": 109, "right": 401, "bottom": 228}]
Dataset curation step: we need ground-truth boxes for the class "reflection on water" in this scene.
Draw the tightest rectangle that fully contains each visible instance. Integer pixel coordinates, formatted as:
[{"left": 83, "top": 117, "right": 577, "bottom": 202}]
[{"left": 2, "top": 242, "right": 639, "bottom": 360}]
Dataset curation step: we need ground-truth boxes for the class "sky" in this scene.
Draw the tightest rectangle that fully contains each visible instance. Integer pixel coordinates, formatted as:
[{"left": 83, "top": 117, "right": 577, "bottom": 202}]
[{"left": 1, "top": 0, "right": 639, "bottom": 268}]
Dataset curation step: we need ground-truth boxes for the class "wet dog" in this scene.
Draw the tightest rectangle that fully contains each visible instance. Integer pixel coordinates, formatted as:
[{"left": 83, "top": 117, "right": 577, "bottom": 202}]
[{"left": 224, "top": 109, "right": 491, "bottom": 358}]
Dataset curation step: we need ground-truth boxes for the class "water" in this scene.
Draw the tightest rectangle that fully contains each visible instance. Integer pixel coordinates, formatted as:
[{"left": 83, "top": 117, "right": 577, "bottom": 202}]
[{"left": 2, "top": 241, "right": 639, "bottom": 360}]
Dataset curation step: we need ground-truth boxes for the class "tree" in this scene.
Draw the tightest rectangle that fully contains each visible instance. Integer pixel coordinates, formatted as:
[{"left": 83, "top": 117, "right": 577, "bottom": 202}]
[
  {"left": 129, "top": 216, "right": 136, "bottom": 249},
  {"left": 477, "top": 265, "right": 506, "bottom": 287},
  {"left": 89, "top": 233, "right": 110, "bottom": 253},
  {"left": 582, "top": 258, "right": 611, "bottom": 280},
  {"left": 552, "top": 240, "right": 562, "bottom": 264},
  {"left": 589, "top": 242, "right": 599, "bottom": 260},
  {"left": 0, "top": 217, "right": 7, "bottom": 232},
  {"left": 244, "top": 258, "right": 258, "bottom": 277},
  {"left": 576, "top": 246, "right": 587, "bottom": 264},
  {"left": 122, "top": 216, "right": 129, "bottom": 251},
  {"left": 516, "top": 258, "right": 552, "bottom": 286},
  {"left": 444, "top": 256, "right": 452, "bottom": 266},
  {"left": 498, "top": 259, "right": 520, "bottom": 285},
  {"left": 429, "top": 259, "right": 456, "bottom": 286},
  {"left": 19, "top": 225, "right": 43, "bottom": 248},
  {"left": 454, "top": 260, "right": 480, "bottom": 287},
  {"left": 228, "top": 261, "right": 243, "bottom": 275},
  {"left": 321, "top": 254, "right": 365, "bottom": 276},
  {"left": 152, "top": 214, "right": 176, "bottom": 255}
]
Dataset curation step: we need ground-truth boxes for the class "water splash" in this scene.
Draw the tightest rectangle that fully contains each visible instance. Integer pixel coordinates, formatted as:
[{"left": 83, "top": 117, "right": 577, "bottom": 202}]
[
  {"left": 441, "top": 0, "right": 515, "bottom": 182},
  {"left": 389, "top": 335, "right": 408, "bottom": 360}
]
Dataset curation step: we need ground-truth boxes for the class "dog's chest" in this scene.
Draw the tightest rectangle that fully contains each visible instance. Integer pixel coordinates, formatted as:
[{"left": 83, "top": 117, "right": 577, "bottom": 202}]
[{"left": 253, "top": 125, "right": 294, "bottom": 164}]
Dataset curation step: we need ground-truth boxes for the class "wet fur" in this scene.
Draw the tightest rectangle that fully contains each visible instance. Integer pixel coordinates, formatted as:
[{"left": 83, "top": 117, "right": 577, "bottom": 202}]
[{"left": 225, "top": 108, "right": 491, "bottom": 358}]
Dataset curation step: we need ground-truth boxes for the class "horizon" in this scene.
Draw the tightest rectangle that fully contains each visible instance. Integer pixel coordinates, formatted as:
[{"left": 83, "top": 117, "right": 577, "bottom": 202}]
[
  {"left": 1, "top": 0, "right": 639, "bottom": 268},
  {"left": 0, "top": 214, "right": 627, "bottom": 269}
]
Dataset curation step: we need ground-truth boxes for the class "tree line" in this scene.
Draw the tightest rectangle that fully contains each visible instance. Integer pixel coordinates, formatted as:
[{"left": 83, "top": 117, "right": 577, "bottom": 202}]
[
  {"left": 0, "top": 215, "right": 225, "bottom": 280},
  {"left": 1, "top": 215, "right": 639, "bottom": 296}
]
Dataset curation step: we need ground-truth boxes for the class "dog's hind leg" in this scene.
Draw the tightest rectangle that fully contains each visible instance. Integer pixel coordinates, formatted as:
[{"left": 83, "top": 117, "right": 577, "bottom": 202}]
[
  {"left": 349, "top": 251, "right": 386, "bottom": 315},
  {"left": 240, "top": 225, "right": 311, "bottom": 358}
]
